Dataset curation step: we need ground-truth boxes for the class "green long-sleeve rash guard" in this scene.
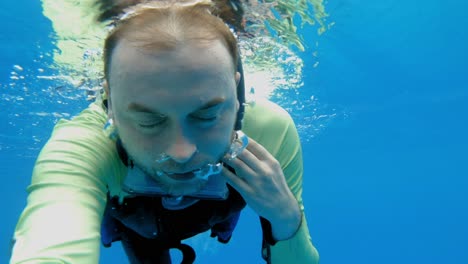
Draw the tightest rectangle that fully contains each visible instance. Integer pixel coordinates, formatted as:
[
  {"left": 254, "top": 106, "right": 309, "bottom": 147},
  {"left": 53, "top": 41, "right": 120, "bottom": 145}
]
[{"left": 10, "top": 98, "right": 319, "bottom": 264}]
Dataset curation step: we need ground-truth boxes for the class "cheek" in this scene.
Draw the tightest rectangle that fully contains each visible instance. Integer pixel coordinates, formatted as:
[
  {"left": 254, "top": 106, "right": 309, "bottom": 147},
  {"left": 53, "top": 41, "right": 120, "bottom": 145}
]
[
  {"left": 194, "top": 117, "right": 235, "bottom": 155},
  {"left": 114, "top": 117, "right": 165, "bottom": 157},
  {"left": 119, "top": 132, "right": 167, "bottom": 167}
]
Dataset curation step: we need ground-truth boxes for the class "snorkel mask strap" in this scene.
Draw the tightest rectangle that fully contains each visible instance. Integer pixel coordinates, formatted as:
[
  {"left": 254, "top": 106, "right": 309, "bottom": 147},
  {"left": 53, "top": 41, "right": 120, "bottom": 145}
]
[{"left": 235, "top": 53, "right": 245, "bottom": 131}]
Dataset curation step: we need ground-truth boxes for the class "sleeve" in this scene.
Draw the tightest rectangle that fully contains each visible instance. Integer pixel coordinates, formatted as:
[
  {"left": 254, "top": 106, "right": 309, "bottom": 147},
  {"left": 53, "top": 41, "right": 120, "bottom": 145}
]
[
  {"left": 243, "top": 99, "right": 319, "bottom": 264},
  {"left": 10, "top": 102, "right": 123, "bottom": 264}
]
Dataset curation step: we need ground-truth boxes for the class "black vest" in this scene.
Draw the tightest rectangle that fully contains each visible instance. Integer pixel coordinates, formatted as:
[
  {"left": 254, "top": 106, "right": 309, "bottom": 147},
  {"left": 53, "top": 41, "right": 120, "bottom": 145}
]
[{"left": 101, "top": 185, "right": 246, "bottom": 247}]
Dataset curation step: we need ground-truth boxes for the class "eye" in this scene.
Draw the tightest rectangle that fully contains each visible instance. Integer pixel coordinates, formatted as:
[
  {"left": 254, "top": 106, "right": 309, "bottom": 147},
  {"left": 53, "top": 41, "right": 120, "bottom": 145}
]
[
  {"left": 137, "top": 118, "right": 166, "bottom": 129},
  {"left": 191, "top": 105, "right": 223, "bottom": 122},
  {"left": 191, "top": 110, "right": 220, "bottom": 123},
  {"left": 193, "top": 115, "right": 218, "bottom": 122}
]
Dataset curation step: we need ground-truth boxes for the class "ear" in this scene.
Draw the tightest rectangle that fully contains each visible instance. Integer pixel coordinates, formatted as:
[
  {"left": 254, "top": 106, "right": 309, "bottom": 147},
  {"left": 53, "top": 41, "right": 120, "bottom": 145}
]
[
  {"left": 235, "top": 71, "right": 242, "bottom": 111},
  {"left": 103, "top": 80, "right": 110, "bottom": 96},
  {"left": 235, "top": 71, "right": 241, "bottom": 87},
  {"left": 103, "top": 80, "right": 114, "bottom": 119}
]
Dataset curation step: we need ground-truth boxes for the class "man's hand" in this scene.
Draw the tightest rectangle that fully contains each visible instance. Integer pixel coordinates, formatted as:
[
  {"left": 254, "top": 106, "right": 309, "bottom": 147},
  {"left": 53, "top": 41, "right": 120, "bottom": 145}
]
[{"left": 222, "top": 137, "right": 302, "bottom": 240}]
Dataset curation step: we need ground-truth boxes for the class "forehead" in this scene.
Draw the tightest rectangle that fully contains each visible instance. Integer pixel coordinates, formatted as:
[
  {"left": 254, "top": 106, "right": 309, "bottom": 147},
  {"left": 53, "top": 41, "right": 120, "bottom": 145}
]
[
  {"left": 109, "top": 39, "right": 235, "bottom": 80},
  {"left": 108, "top": 39, "right": 237, "bottom": 111}
]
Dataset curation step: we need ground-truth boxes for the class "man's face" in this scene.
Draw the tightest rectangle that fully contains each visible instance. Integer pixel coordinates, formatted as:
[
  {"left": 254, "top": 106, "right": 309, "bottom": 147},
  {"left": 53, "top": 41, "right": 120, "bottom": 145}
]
[{"left": 107, "top": 40, "right": 240, "bottom": 197}]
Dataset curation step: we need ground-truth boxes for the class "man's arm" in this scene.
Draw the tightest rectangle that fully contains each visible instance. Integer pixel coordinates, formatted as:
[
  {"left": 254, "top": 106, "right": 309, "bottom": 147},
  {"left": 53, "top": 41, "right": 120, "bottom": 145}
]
[
  {"left": 234, "top": 99, "right": 320, "bottom": 263},
  {"left": 10, "top": 103, "right": 122, "bottom": 263}
]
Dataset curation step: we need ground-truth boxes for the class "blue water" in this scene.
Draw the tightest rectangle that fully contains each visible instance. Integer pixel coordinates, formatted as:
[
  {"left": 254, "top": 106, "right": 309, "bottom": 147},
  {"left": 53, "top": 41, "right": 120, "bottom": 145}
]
[{"left": 2, "top": 0, "right": 468, "bottom": 263}]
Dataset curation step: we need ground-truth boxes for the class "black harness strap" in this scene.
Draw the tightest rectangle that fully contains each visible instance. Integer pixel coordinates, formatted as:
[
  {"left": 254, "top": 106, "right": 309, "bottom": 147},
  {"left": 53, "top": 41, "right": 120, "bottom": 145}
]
[{"left": 174, "top": 243, "right": 196, "bottom": 264}]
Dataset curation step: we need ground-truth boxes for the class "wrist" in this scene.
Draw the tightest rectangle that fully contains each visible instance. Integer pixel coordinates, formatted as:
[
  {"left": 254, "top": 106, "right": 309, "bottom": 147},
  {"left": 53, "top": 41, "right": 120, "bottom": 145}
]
[{"left": 270, "top": 200, "right": 302, "bottom": 241}]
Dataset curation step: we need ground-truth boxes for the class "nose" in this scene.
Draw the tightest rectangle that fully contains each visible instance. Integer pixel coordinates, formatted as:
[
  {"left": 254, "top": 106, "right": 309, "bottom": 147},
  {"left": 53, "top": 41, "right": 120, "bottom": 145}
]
[{"left": 165, "top": 123, "right": 197, "bottom": 164}]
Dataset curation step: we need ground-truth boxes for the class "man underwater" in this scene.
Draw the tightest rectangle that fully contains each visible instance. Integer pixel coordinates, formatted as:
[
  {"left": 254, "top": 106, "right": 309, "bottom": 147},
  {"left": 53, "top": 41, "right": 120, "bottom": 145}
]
[{"left": 10, "top": 1, "right": 319, "bottom": 263}]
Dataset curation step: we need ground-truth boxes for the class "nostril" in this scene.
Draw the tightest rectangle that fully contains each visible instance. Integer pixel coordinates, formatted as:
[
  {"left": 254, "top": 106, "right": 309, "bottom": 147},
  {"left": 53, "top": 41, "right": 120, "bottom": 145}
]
[{"left": 166, "top": 143, "right": 197, "bottom": 163}]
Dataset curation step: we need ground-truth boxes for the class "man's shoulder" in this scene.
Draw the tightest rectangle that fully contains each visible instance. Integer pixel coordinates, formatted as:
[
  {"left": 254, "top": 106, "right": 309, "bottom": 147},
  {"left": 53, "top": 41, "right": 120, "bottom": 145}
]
[
  {"left": 243, "top": 99, "right": 294, "bottom": 132},
  {"left": 48, "top": 100, "right": 110, "bottom": 146},
  {"left": 242, "top": 99, "right": 301, "bottom": 170}
]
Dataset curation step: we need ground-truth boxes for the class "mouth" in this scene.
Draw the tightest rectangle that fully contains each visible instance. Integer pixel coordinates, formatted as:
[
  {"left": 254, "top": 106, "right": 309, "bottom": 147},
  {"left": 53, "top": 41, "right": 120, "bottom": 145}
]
[{"left": 156, "top": 159, "right": 224, "bottom": 182}]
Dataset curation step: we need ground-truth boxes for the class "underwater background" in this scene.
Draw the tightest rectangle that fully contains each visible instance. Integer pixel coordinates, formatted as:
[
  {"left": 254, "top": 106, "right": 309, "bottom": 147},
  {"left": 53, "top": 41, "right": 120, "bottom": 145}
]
[{"left": 1, "top": 0, "right": 467, "bottom": 263}]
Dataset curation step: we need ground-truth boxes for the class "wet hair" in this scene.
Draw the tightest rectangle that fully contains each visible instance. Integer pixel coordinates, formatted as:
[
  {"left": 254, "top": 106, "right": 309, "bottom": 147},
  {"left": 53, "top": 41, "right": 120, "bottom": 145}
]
[
  {"left": 102, "top": 0, "right": 239, "bottom": 83},
  {"left": 96, "top": 0, "right": 245, "bottom": 32},
  {"left": 96, "top": 0, "right": 142, "bottom": 22}
]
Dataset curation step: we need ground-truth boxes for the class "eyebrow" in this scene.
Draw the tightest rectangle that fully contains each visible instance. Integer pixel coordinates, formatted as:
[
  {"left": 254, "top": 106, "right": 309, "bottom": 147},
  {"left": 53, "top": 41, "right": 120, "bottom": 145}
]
[{"left": 127, "top": 97, "right": 226, "bottom": 114}]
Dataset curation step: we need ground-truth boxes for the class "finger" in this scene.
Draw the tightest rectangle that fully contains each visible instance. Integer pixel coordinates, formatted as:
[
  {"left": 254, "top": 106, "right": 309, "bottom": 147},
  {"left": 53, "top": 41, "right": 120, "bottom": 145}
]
[
  {"left": 222, "top": 167, "right": 252, "bottom": 194},
  {"left": 225, "top": 148, "right": 262, "bottom": 173},
  {"left": 223, "top": 154, "right": 257, "bottom": 182},
  {"left": 245, "top": 138, "right": 274, "bottom": 161}
]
